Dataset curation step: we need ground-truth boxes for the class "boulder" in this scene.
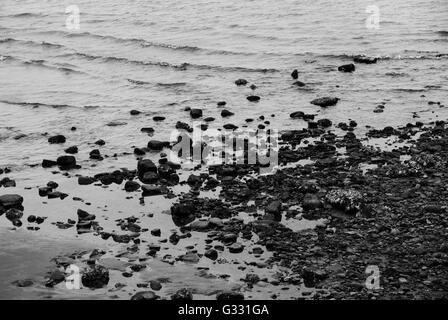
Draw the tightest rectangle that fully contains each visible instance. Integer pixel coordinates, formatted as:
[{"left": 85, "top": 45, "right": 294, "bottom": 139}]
[
  {"left": 338, "top": 63, "right": 355, "bottom": 72},
  {"left": 56, "top": 156, "right": 77, "bottom": 169},
  {"left": 81, "top": 265, "right": 109, "bottom": 289},
  {"left": 48, "top": 135, "right": 66, "bottom": 144},
  {"left": 310, "top": 97, "right": 339, "bottom": 107},
  {"left": 235, "top": 79, "right": 248, "bottom": 86},
  {"left": 190, "top": 108, "right": 203, "bottom": 119}
]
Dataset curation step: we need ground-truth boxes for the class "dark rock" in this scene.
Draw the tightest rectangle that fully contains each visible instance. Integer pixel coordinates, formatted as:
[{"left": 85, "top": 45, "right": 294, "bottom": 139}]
[
  {"left": 217, "top": 101, "right": 226, "bottom": 106},
  {"left": 77, "top": 209, "right": 95, "bottom": 221},
  {"left": 64, "top": 146, "right": 78, "bottom": 154},
  {"left": 56, "top": 156, "right": 77, "bottom": 169},
  {"left": 216, "top": 291, "right": 244, "bottom": 300},
  {"left": 12, "top": 279, "right": 34, "bottom": 288},
  {"left": 131, "top": 291, "right": 159, "bottom": 300},
  {"left": 223, "top": 124, "right": 238, "bottom": 130},
  {"left": 130, "top": 109, "right": 141, "bottom": 115},
  {"left": 134, "top": 147, "right": 146, "bottom": 156},
  {"left": 48, "top": 135, "right": 66, "bottom": 144},
  {"left": 204, "top": 249, "right": 218, "bottom": 260},
  {"left": 141, "top": 185, "right": 163, "bottom": 196},
  {"left": 42, "top": 159, "right": 57, "bottom": 168},
  {"left": 190, "top": 109, "right": 203, "bottom": 119},
  {"left": 221, "top": 109, "right": 234, "bottom": 117},
  {"left": 38, "top": 187, "right": 52, "bottom": 197},
  {"left": 310, "top": 97, "right": 339, "bottom": 107},
  {"left": 0, "top": 194, "right": 23, "bottom": 209},
  {"left": 235, "top": 79, "right": 248, "bottom": 86},
  {"left": 124, "top": 181, "right": 140, "bottom": 192},
  {"left": 81, "top": 265, "right": 109, "bottom": 288},
  {"left": 94, "top": 139, "right": 105, "bottom": 146},
  {"left": 247, "top": 95, "right": 260, "bottom": 102},
  {"left": 141, "top": 172, "right": 158, "bottom": 184},
  {"left": 228, "top": 242, "right": 244, "bottom": 254},
  {"left": 291, "top": 69, "right": 298, "bottom": 79},
  {"left": 325, "top": 189, "right": 364, "bottom": 214},
  {"left": 171, "top": 288, "right": 193, "bottom": 300},
  {"left": 317, "top": 119, "right": 332, "bottom": 128},
  {"left": 141, "top": 127, "right": 154, "bottom": 133},
  {"left": 290, "top": 111, "right": 305, "bottom": 119},
  {"left": 78, "top": 176, "right": 95, "bottom": 185},
  {"left": 265, "top": 200, "right": 282, "bottom": 215},
  {"left": 171, "top": 203, "right": 196, "bottom": 226},
  {"left": 137, "top": 159, "right": 157, "bottom": 178},
  {"left": 151, "top": 228, "right": 161, "bottom": 237},
  {"left": 301, "top": 267, "right": 328, "bottom": 287},
  {"left": 149, "top": 280, "right": 162, "bottom": 291},
  {"left": 338, "top": 63, "right": 355, "bottom": 72},
  {"left": 302, "top": 193, "right": 321, "bottom": 211},
  {"left": 6, "top": 208, "right": 23, "bottom": 221},
  {"left": 147, "top": 140, "right": 170, "bottom": 150},
  {"left": 204, "top": 117, "right": 215, "bottom": 122},
  {"left": 153, "top": 116, "right": 165, "bottom": 121},
  {"left": 293, "top": 81, "right": 305, "bottom": 87},
  {"left": 89, "top": 149, "right": 103, "bottom": 160}
]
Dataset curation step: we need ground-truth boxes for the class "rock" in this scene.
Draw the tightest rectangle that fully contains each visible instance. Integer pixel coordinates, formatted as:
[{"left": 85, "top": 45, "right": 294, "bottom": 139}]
[
  {"left": 290, "top": 111, "right": 305, "bottom": 119},
  {"left": 235, "top": 79, "right": 248, "bottom": 86},
  {"left": 302, "top": 193, "right": 322, "bottom": 211},
  {"left": 353, "top": 56, "right": 377, "bottom": 64},
  {"left": 0, "top": 194, "right": 23, "bottom": 209},
  {"left": 94, "top": 139, "right": 105, "bottom": 146},
  {"left": 317, "top": 119, "right": 332, "bottom": 128},
  {"left": 47, "top": 191, "right": 68, "bottom": 200},
  {"left": 325, "top": 189, "right": 364, "bottom": 214},
  {"left": 245, "top": 274, "right": 260, "bottom": 284},
  {"left": 190, "top": 108, "right": 203, "bottom": 119},
  {"left": 81, "top": 265, "right": 109, "bottom": 289},
  {"left": 221, "top": 109, "right": 234, "bottom": 117},
  {"left": 188, "top": 220, "right": 210, "bottom": 231},
  {"left": 77, "top": 209, "right": 95, "bottom": 221},
  {"left": 338, "top": 63, "right": 355, "bottom": 72},
  {"left": 27, "top": 215, "right": 36, "bottom": 223},
  {"left": 187, "top": 174, "right": 202, "bottom": 186},
  {"left": 78, "top": 176, "right": 95, "bottom": 185},
  {"left": 124, "top": 181, "right": 140, "bottom": 192},
  {"left": 42, "top": 159, "right": 57, "bottom": 168},
  {"left": 149, "top": 280, "right": 162, "bottom": 291},
  {"left": 223, "top": 124, "right": 238, "bottom": 130},
  {"left": 247, "top": 95, "right": 260, "bottom": 102},
  {"left": 130, "top": 109, "right": 141, "bottom": 115},
  {"left": 64, "top": 146, "right": 78, "bottom": 154},
  {"left": 56, "top": 156, "right": 77, "bottom": 169},
  {"left": 141, "top": 171, "right": 158, "bottom": 184},
  {"left": 204, "top": 249, "right": 218, "bottom": 260},
  {"left": 216, "top": 291, "right": 244, "bottom": 300},
  {"left": 151, "top": 228, "right": 161, "bottom": 236},
  {"left": 141, "top": 127, "right": 154, "bottom": 133},
  {"left": 45, "top": 269, "right": 66, "bottom": 287},
  {"left": 171, "top": 203, "right": 196, "bottom": 226},
  {"left": 179, "top": 252, "right": 200, "bottom": 263},
  {"left": 131, "top": 291, "right": 159, "bottom": 300},
  {"left": 137, "top": 159, "right": 157, "bottom": 178},
  {"left": 134, "top": 147, "right": 146, "bottom": 156},
  {"left": 171, "top": 288, "right": 193, "bottom": 300},
  {"left": 176, "top": 121, "right": 193, "bottom": 132},
  {"left": 291, "top": 69, "right": 298, "bottom": 79},
  {"left": 204, "top": 117, "right": 215, "bottom": 122},
  {"left": 301, "top": 267, "right": 328, "bottom": 287},
  {"left": 217, "top": 101, "right": 226, "bottom": 106},
  {"left": 5, "top": 208, "right": 23, "bottom": 221},
  {"left": 89, "top": 149, "right": 103, "bottom": 160},
  {"left": 48, "top": 135, "right": 66, "bottom": 144},
  {"left": 1, "top": 177, "right": 16, "bottom": 188},
  {"left": 141, "top": 185, "right": 163, "bottom": 196},
  {"left": 310, "top": 97, "right": 339, "bottom": 107},
  {"left": 153, "top": 116, "right": 165, "bottom": 121},
  {"left": 147, "top": 140, "right": 170, "bottom": 150},
  {"left": 228, "top": 242, "right": 244, "bottom": 254}
]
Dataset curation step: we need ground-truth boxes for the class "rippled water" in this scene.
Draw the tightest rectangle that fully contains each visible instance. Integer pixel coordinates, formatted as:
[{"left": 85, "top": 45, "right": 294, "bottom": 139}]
[{"left": 1, "top": 0, "right": 448, "bottom": 299}]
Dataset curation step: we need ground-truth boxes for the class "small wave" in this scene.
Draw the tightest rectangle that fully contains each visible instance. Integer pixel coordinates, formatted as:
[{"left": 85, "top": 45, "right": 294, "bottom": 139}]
[
  {"left": 0, "top": 100, "right": 76, "bottom": 108},
  {"left": 385, "top": 72, "right": 408, "bottom": 77},
  {"left": 0, "top": 37, "right": 64, "bottom": 49},
  {"left": 127, "top": 79, "right": 151, "bottom": 85},
  {"left": 318, "top": 52, "right": 448, "bottom": 61},
  {"left": 4, "top": 12, "right": 46, "bottom": 18},
  {"left": 156, "top": 82, "right": 187, "bottom": 87}
]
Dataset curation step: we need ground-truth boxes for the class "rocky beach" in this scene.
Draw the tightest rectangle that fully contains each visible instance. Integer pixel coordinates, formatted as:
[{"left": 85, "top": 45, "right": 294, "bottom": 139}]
[{"left": 1, "top": 0, "right": 448, "bottom": 300}]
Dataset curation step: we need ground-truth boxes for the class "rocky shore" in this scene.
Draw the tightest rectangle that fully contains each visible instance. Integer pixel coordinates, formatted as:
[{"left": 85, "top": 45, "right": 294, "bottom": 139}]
[{"left": 1, "top": 59, "right": 448, "bottom": 300}]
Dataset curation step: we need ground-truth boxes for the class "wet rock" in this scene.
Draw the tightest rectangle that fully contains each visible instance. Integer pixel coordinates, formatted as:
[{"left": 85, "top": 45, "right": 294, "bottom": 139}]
[
  {"left": 310, "top": 97, "right": 339, "bottom": 107},
  {"left": 176, "top": 121, "right": 193, "bottom": 132},
  {"left": 45, "top": 269, "right": 66, "bottom": 287},
  {"left": 171, "top": 203, "right": 196, "bottom": 226},
  {"left": 187, "top": 174, "right": 202, "bottom": 186},
  {"left": 245, "top": 274, "right": 260, "bottom": 284},
  {"left": 64, "top": 146, "right": 78, "bottom": 154},
  {"left": 94, "top": 139, "right": 105, "bottom": 146},
  {"left": 317, "top": 119, "right": 332, "bottom": 128},
  {"left": 228, "top": 242, "right": 244, "bottom": 254},
  {"left": 147, "top": 140, "right": 170, "bottom": 150},
  {"left": 42, "top": 159, "right": 57, "bottom": 168},
  {"left": 217, "top": 101, "right": 226, "bottom": 106},
  {"left": 124, "top": 180, "right": 140, "bottom": 192},
  {"left": 247, "top": 95, "right": 260, "bottom": 102},
  {"left": 0, "top": 177, "right": 16, "bottom": 188},
  {"left": 131, "top": 291, "right": 159, "bottom": 300},
  {"left": 204, "top": 249, "right": 218, "bottom": 260},
  {"left": 5, "top": 208, "right": 23, "bottom": 222},
  {"left": 171, "top": 288, "right": 193, "bottom": 300},
  {"left": 204, "top": 117, "right": 215, "bottom": 122},
  {"left": 0, "top": 194, "right": 23, "bottom": 210},
  {"left": 133, "top": 147, "right": 146, "bottom": 156},
  {"left": 27, "top": 215, "right": 36, "bottom": 223},
  {"left": 265, "top": 200, "right": 282, "bottom": 215},
  {"left": 301, "top": 267, "right": 328, "bottom": 287},
  {"left": 141, "top": 172, "right": 158, "bottom": 184},
  {"left": 221, "top": 109, "right": 234, "bottom": 117},
  {"left": 223, "top": 124, "right": 238, "bottom": 130},
  {"left": 77, "top": 209, "right": 96, "bottom": 221},
  {"left": 151, "top": 228, "right": 161, "bottom": 236},
  {"left": 47, "top": 191, "right": 68, "bottom": 200},
  {"left": 12, "top": 279, "right": 34, "bottom": 288},
  {"left": 149, "top": 280, "right": 162, "bottom": 291},
  {"left": 325, "top": 189, "right": 364, "bottom": 214},
  {"left": 78, "top": 176, "right": 95, "bottom": 185},
  {"left": 137, "top": 159, "right": 157, "bottom": 178},
  {"left": 153, "top": 116, "right": 165, "bottom": 121},
  {"left": 89, "top": 149, "right": 103, "bottom": 160},
  {"left": 291, "top": 69, "right": 299, "bottom": 79},
  {"left": 56, "top": 155, "right": 77, "bottom": 169},
  {"left": 48, "top": 135, "right": 66, "bottom": 144},
  {"left": 130, "top": 109, "right": 141, "bottom": 115},
  {"left": 141, "top": 127, "right": 154, "bottom": 133},
  {"left": 81, "top": 265, "right": 109, "bottom": 289},
  {"left": 190, "top": 108, "right": 203, "bottom": 119},
  {"left": 179, "top": 252, "right": 200, "bottom": 263},
  {"left": 290, "top": 111, "right": 305, "bottom": 119},
  {"left": 141, "top": 185, "right": 164, "bottom": 196},
  {"left": 235, "top": 79, "right": 248, "bottom": 86},
  {"left": 216, "top": 291, "right": 244, "bottom": 300},
  {"left": 338, "top": 63, "right": 355, "bottom": 72},
  {"left": 353, "top": 56, "right": 377, "bottom": 64}
]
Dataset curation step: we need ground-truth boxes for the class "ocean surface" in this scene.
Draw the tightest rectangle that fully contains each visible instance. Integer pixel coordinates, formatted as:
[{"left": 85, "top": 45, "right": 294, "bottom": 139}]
[{"left": 0, "top": 0, "right": 448, "bottom": 299}]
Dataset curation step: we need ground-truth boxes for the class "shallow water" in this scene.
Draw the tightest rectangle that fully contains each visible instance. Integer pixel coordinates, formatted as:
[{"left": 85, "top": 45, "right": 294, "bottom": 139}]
[{"left": 1, "top": 0, "right": 448, "bottom": 299}]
